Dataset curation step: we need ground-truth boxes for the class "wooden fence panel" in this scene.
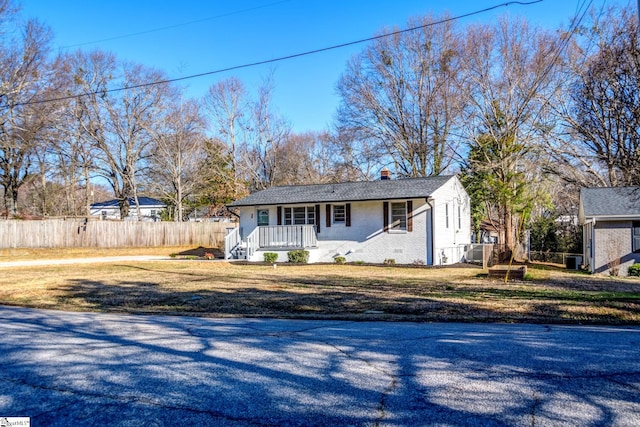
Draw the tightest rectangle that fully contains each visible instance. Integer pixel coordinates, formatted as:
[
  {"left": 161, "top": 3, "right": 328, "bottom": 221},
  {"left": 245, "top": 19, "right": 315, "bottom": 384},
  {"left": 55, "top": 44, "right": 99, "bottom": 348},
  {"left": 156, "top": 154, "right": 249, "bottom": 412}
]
[{"left": 0, "top": 219, "right": 237, "bottom": 249}]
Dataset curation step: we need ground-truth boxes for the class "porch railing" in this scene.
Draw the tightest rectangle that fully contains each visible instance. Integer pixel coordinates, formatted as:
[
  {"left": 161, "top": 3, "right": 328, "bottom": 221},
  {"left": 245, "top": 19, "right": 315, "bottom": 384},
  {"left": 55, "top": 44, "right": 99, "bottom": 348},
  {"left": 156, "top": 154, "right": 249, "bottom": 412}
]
[
  {"left": 246, "top": 228, "right": 259, "bottom": 259},
  {"left": 258, "top": 225, "right": 317, "bottom": 249},
  {"left": 224, "top": 227, "right": 241, "bottom": 259}
]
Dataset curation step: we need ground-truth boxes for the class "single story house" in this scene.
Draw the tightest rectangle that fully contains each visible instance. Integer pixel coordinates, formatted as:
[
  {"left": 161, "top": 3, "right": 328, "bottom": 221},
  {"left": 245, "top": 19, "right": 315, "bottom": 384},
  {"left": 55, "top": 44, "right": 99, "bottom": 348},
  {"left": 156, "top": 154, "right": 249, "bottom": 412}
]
[
  {"left": 578, "top": 186, "right": 640, "bottom": 276},
  {"left": 90, "top": 197, "right": 166, "bottom": 221},
  {"left": 225, "top": 173, "right": 471, "bottom": 265}
]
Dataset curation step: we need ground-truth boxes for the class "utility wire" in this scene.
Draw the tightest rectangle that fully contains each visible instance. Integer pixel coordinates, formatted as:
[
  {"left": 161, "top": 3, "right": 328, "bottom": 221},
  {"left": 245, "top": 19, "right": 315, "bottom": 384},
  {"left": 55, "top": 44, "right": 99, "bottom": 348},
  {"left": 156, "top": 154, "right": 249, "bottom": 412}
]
[
  {"left": 446, "top": 0, "right": 592, "bottom": 165},
  {"left": 3, "top": 0, "right": 544, "bottom": 109},
  {"left": 60, "top": 0, "right": 294, "bottom": 49}
]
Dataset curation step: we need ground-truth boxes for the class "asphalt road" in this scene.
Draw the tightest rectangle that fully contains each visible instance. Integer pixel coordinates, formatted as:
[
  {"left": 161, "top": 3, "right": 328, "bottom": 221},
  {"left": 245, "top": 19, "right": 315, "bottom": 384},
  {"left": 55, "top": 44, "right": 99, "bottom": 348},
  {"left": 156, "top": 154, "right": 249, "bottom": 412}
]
[{"left": 1, "top": 306, "right": 639, "bottom": 426}]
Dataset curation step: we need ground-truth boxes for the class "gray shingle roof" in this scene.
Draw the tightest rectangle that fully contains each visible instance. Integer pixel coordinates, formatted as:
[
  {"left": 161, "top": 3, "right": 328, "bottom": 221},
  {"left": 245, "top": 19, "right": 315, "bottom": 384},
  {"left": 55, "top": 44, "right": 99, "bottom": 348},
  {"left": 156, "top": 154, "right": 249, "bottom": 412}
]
[
  {"left": 580, "top": 187, "right": 640, "bottom": 217},
  {"left": 91, "top": 197, "right": 165, "bottom": 208},
  {"left": 228, "top": 175, "right": 455, "bottom": 207}
]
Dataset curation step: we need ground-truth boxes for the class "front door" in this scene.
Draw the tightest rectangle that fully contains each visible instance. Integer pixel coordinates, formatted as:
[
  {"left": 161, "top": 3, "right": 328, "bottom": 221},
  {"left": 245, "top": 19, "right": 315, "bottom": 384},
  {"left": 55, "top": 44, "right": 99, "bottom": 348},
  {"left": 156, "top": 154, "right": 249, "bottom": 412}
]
[{"left": 257, "top": 209, "right": 269, "bottom": 226}]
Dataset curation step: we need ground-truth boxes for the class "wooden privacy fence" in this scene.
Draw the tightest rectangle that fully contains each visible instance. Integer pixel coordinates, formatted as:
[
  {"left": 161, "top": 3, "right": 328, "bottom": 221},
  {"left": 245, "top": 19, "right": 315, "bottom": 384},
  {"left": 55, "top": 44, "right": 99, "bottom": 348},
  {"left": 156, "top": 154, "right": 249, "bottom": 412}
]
[{"left": 0, "top": 219, "right": 237, "bottom": 249}]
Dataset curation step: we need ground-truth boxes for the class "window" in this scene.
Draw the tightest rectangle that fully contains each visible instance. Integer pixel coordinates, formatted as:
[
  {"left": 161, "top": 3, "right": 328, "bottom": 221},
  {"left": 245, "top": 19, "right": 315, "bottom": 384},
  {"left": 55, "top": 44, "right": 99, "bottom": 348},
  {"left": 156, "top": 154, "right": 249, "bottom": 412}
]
[
  {"left": 333, "top": 205, "right": 346, "bottom": 223},
  {"left": 283, "top": 206, "right": 315, "bottom": 225},
  {"left": 445, "top": 203, "right": 449, "bottom": 228},
  {"left": 633, "top": 222, "right": 640, "bottom": 253},
  {"left": 257, "top": 209, "right": 269, "bottom": 226},
  {"left": 390, "top": 202, "right": 407, "bottom": 230},
  {"left": 457, "top": 205, "right": 461, "bottom": 230}
]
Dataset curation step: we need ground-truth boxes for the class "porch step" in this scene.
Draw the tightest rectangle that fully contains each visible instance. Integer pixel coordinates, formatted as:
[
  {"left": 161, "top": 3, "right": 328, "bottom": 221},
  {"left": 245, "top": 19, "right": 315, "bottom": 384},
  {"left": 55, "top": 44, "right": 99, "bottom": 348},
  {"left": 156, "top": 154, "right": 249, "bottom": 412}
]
[{"left": 235, "top": 247, "right": 247, "bottom": 260}]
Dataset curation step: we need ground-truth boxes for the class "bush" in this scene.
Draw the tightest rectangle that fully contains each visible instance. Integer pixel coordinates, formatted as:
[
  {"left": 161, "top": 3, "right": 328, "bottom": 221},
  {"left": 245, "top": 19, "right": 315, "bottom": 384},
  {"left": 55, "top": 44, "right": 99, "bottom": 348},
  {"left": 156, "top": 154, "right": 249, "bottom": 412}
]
[
  {"left": 629, "top": 264, "right": 640, "bottom": 277},
  {"left": 383, "top": 258, "right": 396, "bottom": 265},
  {"left": 287, "top": 250, "right": 309, "bottom": 263},
  {"left": 263, "top": 252, "right": 278, "bottom": 264},
  {"left": 334, "top": 256, "right": 346, "bottom": 264}
]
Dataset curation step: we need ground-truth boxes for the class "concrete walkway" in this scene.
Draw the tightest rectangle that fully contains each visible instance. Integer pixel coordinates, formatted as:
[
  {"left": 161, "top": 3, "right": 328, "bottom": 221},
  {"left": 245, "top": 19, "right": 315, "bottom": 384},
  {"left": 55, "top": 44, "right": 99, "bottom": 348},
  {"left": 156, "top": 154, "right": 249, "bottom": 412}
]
[{"left": 1, "top": 306, "right": 639, "bottom": 426}]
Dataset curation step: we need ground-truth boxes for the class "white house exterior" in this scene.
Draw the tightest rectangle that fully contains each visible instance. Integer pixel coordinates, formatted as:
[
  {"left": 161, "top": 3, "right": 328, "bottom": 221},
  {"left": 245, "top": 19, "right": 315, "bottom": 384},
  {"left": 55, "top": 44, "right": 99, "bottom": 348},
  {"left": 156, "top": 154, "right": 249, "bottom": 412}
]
[
  {"left": 226, "top": 175, "right": 471, "bottom": 265},
  {"left": 90, "top": 197, "right": 166, "bottom": 221},
  {"left": 579, "top": 187, "right": 640, "bottom": 276}
]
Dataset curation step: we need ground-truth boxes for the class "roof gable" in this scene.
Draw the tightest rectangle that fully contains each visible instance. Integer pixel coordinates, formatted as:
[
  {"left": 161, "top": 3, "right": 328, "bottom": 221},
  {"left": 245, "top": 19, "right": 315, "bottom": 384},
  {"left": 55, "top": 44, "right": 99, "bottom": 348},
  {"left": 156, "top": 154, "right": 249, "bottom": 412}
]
[
  {"left": 580, "top": 187, "right": 640, "bottom": 218},
  {"left": 228, "top": 175, "right": 457, "bottom": 207}
]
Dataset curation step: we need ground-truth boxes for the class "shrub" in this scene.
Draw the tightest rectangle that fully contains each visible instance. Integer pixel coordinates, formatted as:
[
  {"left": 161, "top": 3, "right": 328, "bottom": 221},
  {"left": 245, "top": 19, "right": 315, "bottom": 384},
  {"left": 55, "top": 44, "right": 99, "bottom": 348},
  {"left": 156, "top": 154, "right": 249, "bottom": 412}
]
[
  {"left": 334, "top": 256, "right": 346, "bottom": 264},
  {"left": 263, "top": 252, "right": 278, "bottom": 264},
  {"left": 287, "top": 250, "right": 309, "bottom": 263},
  {"left": 383, "top": 258, "right": 396, "bottom": 265},
  {"left": 629, "top": 264, "right": 640, "bottom": 277}
]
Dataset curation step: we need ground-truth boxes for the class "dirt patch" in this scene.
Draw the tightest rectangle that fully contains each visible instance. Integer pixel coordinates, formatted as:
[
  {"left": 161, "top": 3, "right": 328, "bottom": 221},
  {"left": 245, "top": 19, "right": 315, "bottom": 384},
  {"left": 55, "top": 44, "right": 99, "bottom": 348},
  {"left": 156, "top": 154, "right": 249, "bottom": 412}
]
[{"left": 174, "top": 247, "right": 224, "bottom": 258}]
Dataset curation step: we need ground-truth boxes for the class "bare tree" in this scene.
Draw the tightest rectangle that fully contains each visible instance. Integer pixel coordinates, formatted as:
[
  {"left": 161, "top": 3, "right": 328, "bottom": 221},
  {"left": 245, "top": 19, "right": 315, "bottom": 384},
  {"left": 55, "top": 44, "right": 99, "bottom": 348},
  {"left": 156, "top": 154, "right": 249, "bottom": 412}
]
[
  {"left": 68, "top": 50, "right": 169, "bottom": 219},
  {"left": 203, "top": 77, "right": 247, "bottom": 195},
  {"left": 0, "top": 17, "right": 53, "bottom": 217},
  {"left": 241, "top": 75, "right": 291, "bottom": 190},
  {"left": 564, "top": 4, "right": 640, "bottom": 187},
  {"left": 146, "top": 98, "right": 205, "bottom": 221},
  {"left": 459, "top": 17, "right": 563, "bottom": 259},
  {"left": 336, "top": 14, "right": 464, "bottom": 177}
]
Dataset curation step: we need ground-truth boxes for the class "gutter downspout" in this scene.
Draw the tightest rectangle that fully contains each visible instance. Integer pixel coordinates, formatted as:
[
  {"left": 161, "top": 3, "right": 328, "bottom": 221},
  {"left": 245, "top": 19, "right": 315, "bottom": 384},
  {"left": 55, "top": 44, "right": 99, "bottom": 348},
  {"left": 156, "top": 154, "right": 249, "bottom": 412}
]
[
  {"left": 426, "top": 197, "right": 435, "bottom": 266},
  {"left": 590, "top": 218, "right": 596, "bottom": 274}
]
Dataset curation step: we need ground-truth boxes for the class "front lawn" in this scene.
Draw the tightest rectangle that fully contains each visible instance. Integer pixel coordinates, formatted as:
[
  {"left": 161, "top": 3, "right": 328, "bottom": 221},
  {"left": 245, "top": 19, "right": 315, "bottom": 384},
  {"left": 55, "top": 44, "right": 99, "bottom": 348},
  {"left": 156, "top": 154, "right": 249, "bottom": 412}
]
[{"left": 0, "top": 261, "right": 638, "bottom": 323}]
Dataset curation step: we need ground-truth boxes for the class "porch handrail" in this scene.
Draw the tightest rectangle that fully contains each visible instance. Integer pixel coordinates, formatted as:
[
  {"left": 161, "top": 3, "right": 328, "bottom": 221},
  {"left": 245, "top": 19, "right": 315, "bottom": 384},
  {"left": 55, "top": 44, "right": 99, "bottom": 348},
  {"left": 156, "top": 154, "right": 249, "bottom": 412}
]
[
  {"left": 258, "top": 225, "right": 317, "bottom": 249},
  {"left": 224, "top": 227, "right": 240, "bottom": 259},
  {"left": 245, "top": 227, "right": 260, "bottom": 259}
]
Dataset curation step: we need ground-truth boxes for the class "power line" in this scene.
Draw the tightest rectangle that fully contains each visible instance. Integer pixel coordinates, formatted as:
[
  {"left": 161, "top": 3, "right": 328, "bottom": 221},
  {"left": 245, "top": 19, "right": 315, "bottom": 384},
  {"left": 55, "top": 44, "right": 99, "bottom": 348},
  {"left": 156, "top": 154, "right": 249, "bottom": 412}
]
[
  {"left": 60, "top": 0, "right": 294, "bottom": 49},
  {"left": 3, "top": 0, "right": 544, "bottom": 110}
]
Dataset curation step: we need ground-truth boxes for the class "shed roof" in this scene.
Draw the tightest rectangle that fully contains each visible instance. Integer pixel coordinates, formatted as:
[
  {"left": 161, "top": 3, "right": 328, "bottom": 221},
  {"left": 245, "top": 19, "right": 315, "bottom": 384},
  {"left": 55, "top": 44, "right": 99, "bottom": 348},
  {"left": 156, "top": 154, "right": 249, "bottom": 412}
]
[
  {"left": 228, "top": 175, "right": 456, "bottom": 207},
  {"left": 580, "top": 187, "right": 640, "bottom": 218}
]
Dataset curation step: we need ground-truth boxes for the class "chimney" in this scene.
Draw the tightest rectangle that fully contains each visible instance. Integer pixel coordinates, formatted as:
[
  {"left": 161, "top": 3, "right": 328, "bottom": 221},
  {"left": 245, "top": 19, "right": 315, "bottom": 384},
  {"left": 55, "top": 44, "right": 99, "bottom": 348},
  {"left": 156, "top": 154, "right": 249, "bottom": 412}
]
[{"left": 380, "top": 168, "right": 391, "bottom": 180}]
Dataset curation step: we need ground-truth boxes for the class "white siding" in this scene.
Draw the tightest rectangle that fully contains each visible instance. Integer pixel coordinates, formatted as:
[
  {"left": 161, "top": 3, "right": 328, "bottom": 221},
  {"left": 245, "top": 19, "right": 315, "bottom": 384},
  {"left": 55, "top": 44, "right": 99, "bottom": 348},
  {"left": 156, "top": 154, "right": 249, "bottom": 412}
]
[
  {"left": 430, "top": 176, "right": 472, "bottom": 264},
  {"left": 316, "top": 199, "right": 428, "bottom": 264},
  {"left": 235, "top": 175, "right": 471, "bottom": 265},
  {"left": 89, "top": 206, "right": 164, "bottom": 220}
]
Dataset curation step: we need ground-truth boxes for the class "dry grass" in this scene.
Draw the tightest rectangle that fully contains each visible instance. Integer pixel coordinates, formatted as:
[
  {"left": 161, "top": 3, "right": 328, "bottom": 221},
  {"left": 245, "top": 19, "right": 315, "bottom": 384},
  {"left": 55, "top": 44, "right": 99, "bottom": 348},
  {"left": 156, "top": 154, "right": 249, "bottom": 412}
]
[
  {"left": 0, "top": 258, "right": 639, "bottom": 324},
  {"left": 0, "top": 246, "right": 197, "bottom": 261}
]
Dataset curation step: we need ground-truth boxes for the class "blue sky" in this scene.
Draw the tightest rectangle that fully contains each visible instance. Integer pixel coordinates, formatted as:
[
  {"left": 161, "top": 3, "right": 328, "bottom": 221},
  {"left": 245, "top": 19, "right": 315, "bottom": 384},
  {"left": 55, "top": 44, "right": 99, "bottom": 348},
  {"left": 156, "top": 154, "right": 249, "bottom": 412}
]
[{"left": 21, "top": 0, "right": 630, "bottom": 133}]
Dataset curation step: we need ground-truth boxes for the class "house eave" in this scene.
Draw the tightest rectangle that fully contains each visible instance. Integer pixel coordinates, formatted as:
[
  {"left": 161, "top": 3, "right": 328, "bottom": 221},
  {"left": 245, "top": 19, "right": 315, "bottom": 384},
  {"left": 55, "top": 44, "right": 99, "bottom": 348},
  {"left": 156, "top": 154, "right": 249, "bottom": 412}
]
[
  {"left": 228, "top": 196, "right": 432, "bottom": 208},
  {"left": 582, "top": 214, "right": 640, "bottom": 223}
]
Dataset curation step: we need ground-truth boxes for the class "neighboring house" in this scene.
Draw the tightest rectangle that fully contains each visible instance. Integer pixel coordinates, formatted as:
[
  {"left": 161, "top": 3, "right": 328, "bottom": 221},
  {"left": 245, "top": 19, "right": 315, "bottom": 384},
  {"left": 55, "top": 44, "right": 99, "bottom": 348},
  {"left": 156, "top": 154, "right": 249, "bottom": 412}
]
[
  {"left": 90, "top": 197, "right": 166, "bottom": 221},
  {"left": 472, "top": 219, "right": 499, "bottom": 244},
  {"left": 186, "top": 206, "right": 236, "bottom": 223},
  {"left": 225, "top": 173, "right": 471, "bottom": 264},
  {"left": 578, "top": 187, "right": 640, "bottom": 276}
]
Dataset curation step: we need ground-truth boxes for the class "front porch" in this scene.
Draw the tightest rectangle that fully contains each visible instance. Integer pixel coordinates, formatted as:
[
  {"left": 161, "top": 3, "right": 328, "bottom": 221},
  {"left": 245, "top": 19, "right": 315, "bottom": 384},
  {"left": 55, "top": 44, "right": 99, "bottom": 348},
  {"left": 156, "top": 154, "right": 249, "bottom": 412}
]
[{"left": 225, "top": 225, "right": 318, "bottom": 260}]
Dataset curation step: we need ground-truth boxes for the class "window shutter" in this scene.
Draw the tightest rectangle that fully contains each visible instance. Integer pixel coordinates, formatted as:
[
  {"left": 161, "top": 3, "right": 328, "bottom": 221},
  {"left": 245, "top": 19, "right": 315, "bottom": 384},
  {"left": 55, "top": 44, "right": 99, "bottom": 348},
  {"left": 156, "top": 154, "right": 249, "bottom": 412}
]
[
  {"left": 407, "top": 200, "right": 413, "bottom": 232},
  {"left": 346, "top": 203, "right": 351, "bottom": 227},
  {"left": 383, "top": 202, "right": 389, "bottom": 232},
  {"left": 326, "top": 204, "right": 331, "bottom": 228},
  {"left": 315, "top": 204, "right": 321, "bottom": 233},
  {"left": 277, "top": 206, "right": 282, "bottom": 226},
  {"left": 634, "top": 223, "right": 640, "bottom": 253}
]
